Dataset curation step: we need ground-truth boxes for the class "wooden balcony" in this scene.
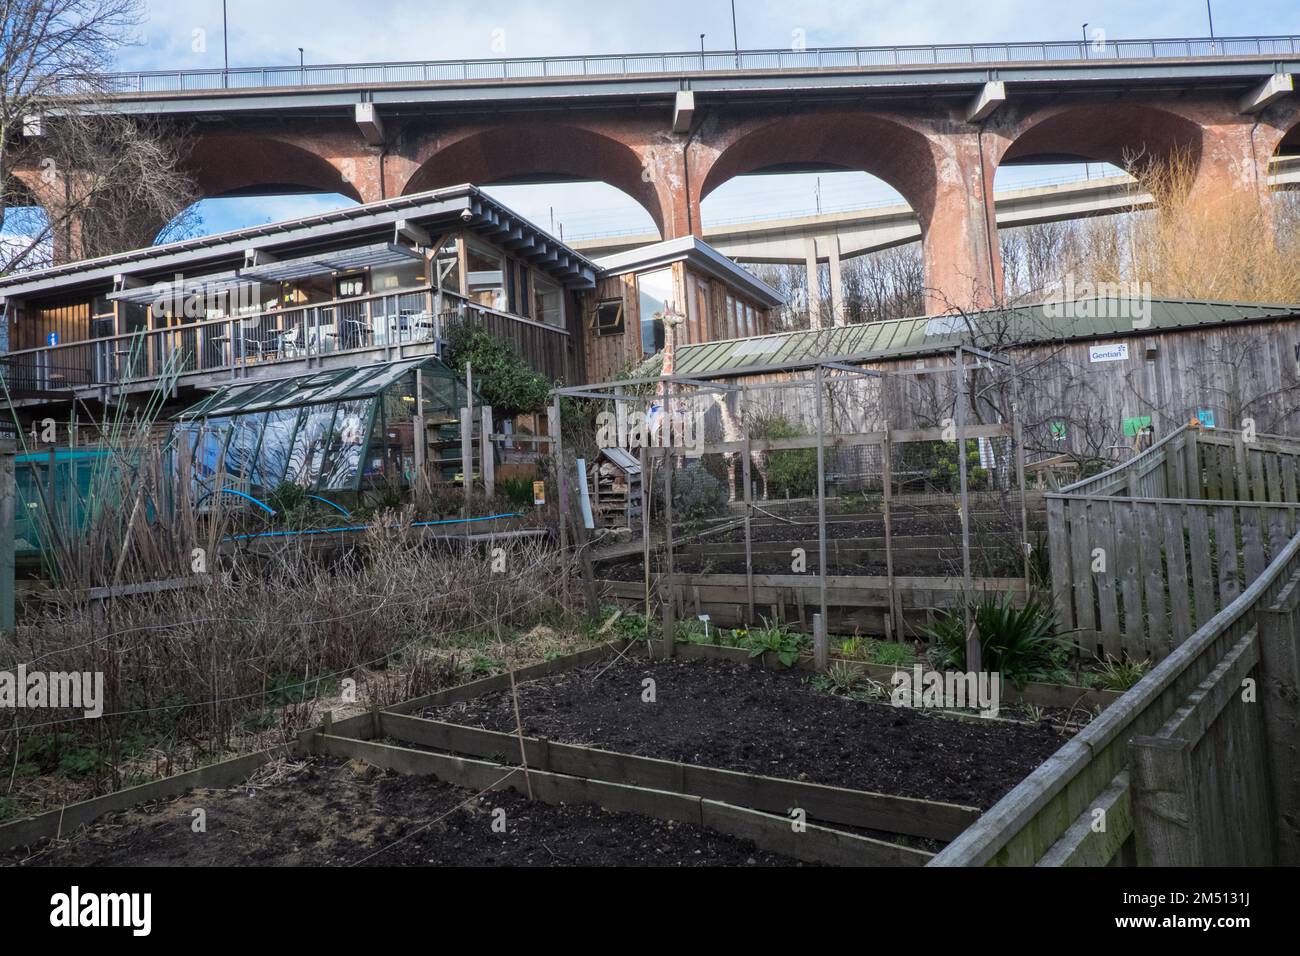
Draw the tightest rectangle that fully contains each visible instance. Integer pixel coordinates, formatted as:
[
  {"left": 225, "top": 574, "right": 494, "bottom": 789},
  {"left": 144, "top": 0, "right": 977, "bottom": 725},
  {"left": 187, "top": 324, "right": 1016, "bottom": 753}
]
[{"left": 1, "top": 287, "right": 570, "bottom": 404}]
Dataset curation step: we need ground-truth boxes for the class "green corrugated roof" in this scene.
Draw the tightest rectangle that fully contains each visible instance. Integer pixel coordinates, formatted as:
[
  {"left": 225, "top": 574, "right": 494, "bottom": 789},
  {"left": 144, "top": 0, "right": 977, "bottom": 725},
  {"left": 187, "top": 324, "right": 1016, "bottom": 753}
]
[{"left": 664, "top": 298, "right": 1300, "bottom": 378}]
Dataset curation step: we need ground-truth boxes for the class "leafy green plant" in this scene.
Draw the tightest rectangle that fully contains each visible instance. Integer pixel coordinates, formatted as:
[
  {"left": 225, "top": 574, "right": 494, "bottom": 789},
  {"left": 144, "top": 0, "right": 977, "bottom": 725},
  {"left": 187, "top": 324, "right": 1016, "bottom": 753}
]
[
  {"left": 674, "top": 617, "right": 714, "bottom": 645},
  {"left": 670, "top": 462, "right": 730, "bottom": 525},
  {"left": 1091, "top": 654, "right": 1152, "bottom": 691},
  {"left": 498, "top": 476, "right": 536, "bottom": 508},
  {"left": 442, "top": 321, "right": 552, "bottom": 417},
  {"left": 752, "top": 415, "right": 817, "bottom": 498},
  {"left": 924, "top": 591, "right": 1064, "bottom": 687},
  {"left": 741, "top": 619, "right": 808, "bottom": 667},
  {"left": 870, "top": 641, "right": 914, "bottom": 667},
  {"left": 826, "top": 660, "right": 861, "bottom": 694},
  {"left": 269, "top": 481, "right": 310, "bottom": 526}
]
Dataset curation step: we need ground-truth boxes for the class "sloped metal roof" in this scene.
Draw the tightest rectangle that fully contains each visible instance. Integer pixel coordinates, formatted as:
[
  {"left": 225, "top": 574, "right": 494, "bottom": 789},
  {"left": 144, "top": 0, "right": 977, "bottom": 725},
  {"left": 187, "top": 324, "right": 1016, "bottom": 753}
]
[
  {"left": 667, "top": 298, "right": 1300, "bottom": 378},
  {"left": 173, "top": 356, "right": 459, "bottom": 419}
]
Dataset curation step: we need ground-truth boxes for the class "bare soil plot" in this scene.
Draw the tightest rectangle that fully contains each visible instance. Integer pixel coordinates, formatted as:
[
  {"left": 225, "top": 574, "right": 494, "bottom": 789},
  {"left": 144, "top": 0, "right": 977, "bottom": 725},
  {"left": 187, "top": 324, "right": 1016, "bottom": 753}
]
[
  {"left": 5, "top": 757, "right": 801, "bottom": 867},
  {"left": 423, "top": 656, "right": 1068, "bottom": 809}
]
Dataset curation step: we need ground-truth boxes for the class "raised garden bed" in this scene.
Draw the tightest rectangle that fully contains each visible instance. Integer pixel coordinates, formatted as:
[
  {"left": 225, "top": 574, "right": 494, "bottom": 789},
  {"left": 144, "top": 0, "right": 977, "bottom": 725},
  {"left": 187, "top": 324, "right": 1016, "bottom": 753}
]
[
  {"left": 419, "top": 654, "right": 1068, "bottom": 811},
  {"left": 5, "top": 757, "right": 802, "bottom": 867},
  {"left": 598, "top": 571, "right": 1028, "bottom": 635}
]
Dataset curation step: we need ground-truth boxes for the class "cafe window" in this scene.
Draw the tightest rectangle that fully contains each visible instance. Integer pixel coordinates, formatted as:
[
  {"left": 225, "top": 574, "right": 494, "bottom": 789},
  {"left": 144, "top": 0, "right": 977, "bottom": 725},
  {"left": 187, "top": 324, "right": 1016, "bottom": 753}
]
[
  {"left": 533, "top": 275, "right": 563, "bottom": 327},
  {"left": 593, "top": 300, "right": 624, "bottom": 336},
  {"left": 435, "top": 237, "right": 461, "bottom": 294},
  {"left": 335, "top": 274, "right": 366, "bottom": 299},
  {"left": 467, "top": 241, "right": 507, "bottom": 311},
  {"left": 637, "top": 267, "right": 675, "bottom": 356},
  {"left": 518, "top": 265, "right": 531, "bottom": 318}
]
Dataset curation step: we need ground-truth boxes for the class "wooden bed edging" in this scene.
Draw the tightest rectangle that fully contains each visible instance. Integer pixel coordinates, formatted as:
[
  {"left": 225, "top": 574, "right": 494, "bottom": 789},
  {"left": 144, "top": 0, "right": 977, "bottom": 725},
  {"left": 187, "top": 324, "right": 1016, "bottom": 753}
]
[
  {"left": 356, "top": 711, "right": 978, "bottom": 842},
  {"left": 0, "top": 642, "right": 632, "bottom": 855},
  {"left": 930, "top": 528, "right": 1300, "bottom": 867},
  {"left": 308, "top": 732, "right": 931, "bottom": 867},
  {"left": 0, "top": 744, "right": 296, "bottom": 852}
]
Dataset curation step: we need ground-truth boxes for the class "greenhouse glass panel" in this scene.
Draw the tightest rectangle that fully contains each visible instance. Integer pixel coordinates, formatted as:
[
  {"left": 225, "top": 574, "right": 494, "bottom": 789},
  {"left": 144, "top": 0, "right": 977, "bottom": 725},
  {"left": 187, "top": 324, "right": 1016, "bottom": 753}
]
[
  {"left": 319, "top": 399, "right": 373, "bottom": 490},
  {"left": 223, "top": 413, "right": 266, "bottom": 490},
  {"left": 254, "top": 408, "right": 302, "bottom": 490},
  {"left": 285, "top": 403, "right": 339, "bottom": 489},
  {"left": 194, "top": 418, "right": 231, "bottom": 489}
]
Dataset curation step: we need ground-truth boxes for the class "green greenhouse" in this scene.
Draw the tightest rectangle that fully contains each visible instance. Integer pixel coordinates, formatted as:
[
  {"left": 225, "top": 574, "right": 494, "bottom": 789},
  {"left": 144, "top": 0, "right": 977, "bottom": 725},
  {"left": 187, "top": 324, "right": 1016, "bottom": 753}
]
[{"left": 171, "top": 357, "right": 478, "bottom": 501}]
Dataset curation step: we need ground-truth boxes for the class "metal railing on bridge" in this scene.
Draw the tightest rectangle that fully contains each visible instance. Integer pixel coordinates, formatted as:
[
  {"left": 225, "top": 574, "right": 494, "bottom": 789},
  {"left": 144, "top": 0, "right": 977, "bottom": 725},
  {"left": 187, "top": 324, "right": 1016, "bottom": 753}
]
[{"left": 95, "top": 35, "right": 1300, "bottom": 95}]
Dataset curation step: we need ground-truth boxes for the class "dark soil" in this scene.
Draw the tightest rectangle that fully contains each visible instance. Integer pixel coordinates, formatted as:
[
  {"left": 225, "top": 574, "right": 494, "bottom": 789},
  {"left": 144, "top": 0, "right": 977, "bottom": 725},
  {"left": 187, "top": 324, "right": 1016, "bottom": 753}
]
[
  {"left": 5, "top": 757, "right": 801, "bottom": 867},
  {"left": 424, "top": 657, "right": 1068, "bottom": 809}
]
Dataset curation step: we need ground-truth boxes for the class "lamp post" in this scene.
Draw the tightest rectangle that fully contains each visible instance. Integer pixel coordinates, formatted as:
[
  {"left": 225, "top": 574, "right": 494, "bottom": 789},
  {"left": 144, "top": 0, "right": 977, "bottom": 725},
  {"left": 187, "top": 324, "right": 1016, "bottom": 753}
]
[
  {"left": 298, "top": 46, "right": 304, "bottom": 83},
  {"left": 731, "top": 1, "right": 739, "bottom": 68},
  {"left": 1081, "top": 23, "right": 1089, "bottom": 59},
  {"left": 700, "top": 33, "right": 706, "bottom": 69},
  {"left": 222, "top": 0, "right": 229, "bottom": 85}
]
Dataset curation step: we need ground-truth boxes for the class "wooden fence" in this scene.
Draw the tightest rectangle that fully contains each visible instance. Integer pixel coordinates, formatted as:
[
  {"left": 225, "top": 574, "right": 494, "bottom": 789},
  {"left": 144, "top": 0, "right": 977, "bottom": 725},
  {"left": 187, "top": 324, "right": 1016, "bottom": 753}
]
[
  {"left": 1048, "top": 426, "right": 1300, "bottom": 662},
  {"left": 930, "top": 525, "right": 1300, "bottom": 866}
]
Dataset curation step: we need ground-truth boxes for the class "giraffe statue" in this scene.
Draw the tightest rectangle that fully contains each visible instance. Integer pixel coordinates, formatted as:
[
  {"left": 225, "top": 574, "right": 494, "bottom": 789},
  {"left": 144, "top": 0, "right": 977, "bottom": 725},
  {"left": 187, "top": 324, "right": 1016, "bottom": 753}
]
[
  {"left": 654, "top": 306, "right": 686, "bottom": 451},
  {"left": 712, "top": 391, "right": 770, "bottom": 502}
]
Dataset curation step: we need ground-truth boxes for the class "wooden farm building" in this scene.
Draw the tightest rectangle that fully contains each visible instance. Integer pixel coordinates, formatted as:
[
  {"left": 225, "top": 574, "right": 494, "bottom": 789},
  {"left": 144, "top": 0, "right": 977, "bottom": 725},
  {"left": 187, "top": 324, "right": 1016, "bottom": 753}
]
[
  {"left": 581, "top": 236, "right": 783, "bottom": 383},
  {"left": 655, "top": 298, "right": 1300, "bottom": 458}
]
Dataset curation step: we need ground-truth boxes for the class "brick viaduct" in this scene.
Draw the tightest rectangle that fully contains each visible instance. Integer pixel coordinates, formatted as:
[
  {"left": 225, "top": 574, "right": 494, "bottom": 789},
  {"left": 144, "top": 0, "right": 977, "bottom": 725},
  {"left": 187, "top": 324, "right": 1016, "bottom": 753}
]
[{"left": 11, "top": 73, "right": 1300, "bottom": 314}]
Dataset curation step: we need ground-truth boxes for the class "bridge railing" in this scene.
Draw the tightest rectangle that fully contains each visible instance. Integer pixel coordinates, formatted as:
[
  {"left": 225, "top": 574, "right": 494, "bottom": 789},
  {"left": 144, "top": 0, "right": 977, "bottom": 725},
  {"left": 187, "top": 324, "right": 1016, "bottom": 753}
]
[{"left": 96, "top": 35, "right": 1300, "bottom": 94}]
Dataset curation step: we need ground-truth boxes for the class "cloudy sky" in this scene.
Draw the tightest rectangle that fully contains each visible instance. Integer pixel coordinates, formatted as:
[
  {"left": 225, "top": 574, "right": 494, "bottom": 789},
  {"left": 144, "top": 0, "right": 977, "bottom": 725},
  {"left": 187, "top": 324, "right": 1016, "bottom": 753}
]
[{"left": 12, "top": 0, "right": 1300, "bottom": 247}]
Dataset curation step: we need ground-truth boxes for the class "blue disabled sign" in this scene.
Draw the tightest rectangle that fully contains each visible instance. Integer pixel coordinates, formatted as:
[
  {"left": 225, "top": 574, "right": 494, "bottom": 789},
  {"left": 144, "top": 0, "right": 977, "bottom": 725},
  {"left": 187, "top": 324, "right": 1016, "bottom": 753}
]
[{"left": 46, "top": 331, "right": 59, "bottom": 347}]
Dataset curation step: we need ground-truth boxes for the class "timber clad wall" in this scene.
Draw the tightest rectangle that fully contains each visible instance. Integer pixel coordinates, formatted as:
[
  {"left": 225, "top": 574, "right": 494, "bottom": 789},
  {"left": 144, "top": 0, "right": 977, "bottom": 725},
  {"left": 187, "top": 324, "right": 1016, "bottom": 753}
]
[
  {"left": 679, "top": 315, "right": 1300, "bottom": 456},
  {"left": 582, "top": 260, "right": 773, "bottom": 382}
]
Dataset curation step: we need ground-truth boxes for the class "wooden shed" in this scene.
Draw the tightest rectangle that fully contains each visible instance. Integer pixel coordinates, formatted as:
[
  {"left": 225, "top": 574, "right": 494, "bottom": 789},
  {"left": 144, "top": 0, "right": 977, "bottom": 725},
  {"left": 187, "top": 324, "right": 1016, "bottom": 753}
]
[{"left": 579, "top": 236, "right": 783, "bottom": 382}]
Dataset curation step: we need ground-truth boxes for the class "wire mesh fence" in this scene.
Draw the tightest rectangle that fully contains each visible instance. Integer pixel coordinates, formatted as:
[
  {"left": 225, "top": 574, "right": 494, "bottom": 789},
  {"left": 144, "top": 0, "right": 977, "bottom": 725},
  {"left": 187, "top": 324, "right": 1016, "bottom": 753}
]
[{"left": 552, "top": 348, "right": 1034, "bottom": 643}]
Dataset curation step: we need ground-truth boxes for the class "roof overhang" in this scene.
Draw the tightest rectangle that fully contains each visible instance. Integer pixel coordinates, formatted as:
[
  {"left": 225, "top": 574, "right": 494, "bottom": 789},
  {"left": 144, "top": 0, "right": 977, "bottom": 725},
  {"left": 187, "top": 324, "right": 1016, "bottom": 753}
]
[
  {"left": 595, "top": 235, "right": 782, "bottom": 306},
  {"left": 0, "top": 184, "right": 599, "bottom": 303}
]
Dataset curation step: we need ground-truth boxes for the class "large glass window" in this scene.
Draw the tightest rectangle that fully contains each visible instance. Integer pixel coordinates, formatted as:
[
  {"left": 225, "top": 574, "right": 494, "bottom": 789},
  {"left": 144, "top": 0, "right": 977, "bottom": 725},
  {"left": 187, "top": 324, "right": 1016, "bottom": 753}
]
[
  {"left": 637, "top": 267, "right": 674, "bottom": 355},
  {"left": 435, "top": 237, "right": 461, "bottom": 294},
  {"left": 467, "top": 242, "right": 506, "bottom": 311},
  {"left": 533, "top": 275, "right": 563, "bottom": 328}
]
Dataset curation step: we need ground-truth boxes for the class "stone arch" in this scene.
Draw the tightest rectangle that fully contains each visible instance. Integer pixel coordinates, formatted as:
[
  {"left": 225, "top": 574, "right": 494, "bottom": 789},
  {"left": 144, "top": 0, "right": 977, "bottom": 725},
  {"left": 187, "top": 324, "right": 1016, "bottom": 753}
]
[
  {"left": 996, "top": 103, "right": 1206, "bottom": 187},
  {"left": 697, "top": 111, "right": 999, "bottom": 312},
  {"left": 698, "top": 112, "right": 941, "bottom": 230},
  {"left": 401, "top": 123, "right": 668, "bottom": 237},
  {"left": 184, "top": 133, "right": 365, "bottom": 203}
]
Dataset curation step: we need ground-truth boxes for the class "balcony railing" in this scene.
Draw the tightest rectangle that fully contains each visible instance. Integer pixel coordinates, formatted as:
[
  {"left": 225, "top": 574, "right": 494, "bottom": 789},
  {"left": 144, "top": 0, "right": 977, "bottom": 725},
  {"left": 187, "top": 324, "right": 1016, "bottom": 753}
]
[
  {"left": 0, "top": 288, "right": 569, "bottom": 399},
  {"left": 95, "top": 35, "right": 1300, "bottom": 94}
]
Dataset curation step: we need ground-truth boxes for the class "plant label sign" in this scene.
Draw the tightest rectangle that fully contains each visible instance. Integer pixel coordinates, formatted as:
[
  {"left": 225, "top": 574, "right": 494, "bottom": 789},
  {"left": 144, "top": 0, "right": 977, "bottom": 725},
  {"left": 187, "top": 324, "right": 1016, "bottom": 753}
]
[
  {"left": 1088, "top": 342, "right": 1128, "bottom": 363},
  {"left": 532, "top": 480, "right": 546, "bottom": 506}
]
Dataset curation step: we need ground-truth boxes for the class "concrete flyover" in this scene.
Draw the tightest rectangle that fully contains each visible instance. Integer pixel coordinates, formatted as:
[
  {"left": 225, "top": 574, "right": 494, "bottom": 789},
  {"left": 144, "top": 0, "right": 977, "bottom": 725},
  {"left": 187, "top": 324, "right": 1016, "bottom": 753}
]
[
  {"left": 13, "top": 35, "right": 1300, "bottom": 313},
  {"left": 570, "top": 154, "right": 1300, "bottom": 261}
]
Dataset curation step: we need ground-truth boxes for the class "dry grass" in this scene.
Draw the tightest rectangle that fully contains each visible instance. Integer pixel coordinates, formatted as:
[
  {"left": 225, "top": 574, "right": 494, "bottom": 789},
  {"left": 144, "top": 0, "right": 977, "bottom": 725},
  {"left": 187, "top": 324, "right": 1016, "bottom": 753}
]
[
  {"left": 1, "top": 531, "right": 593, "bottom": 821},
  {"left": 1065, "top": 149, "right": 1300, "bottom": 303}
]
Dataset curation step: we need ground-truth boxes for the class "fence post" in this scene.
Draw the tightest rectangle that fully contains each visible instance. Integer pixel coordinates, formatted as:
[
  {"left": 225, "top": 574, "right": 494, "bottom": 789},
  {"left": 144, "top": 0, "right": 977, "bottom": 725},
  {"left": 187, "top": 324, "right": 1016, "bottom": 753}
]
[
  {"left": 813, "top": 613, "right": 828, "bottom": 673},
  {"left": 1259, "top": 577, "right": 1300, "bottom": 864},
  {"left": 1129, "top": 734, "right": 1206, "bottom": 866},
  {"left": 0, "top": 439, "right": 13, "bottom": 636},
  {"left": 661, "top": 448, "right": 676, "bottom": 659},
  {"left": 480, "top": 404, "right": 495, "bottom": 499}
]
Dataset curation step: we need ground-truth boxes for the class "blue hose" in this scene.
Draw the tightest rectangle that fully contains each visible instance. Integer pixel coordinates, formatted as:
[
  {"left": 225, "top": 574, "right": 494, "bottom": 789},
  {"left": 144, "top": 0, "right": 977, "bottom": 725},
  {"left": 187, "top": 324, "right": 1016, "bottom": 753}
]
[{"left": 197, "top": 488, "right": 277, "bottom": 515}]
